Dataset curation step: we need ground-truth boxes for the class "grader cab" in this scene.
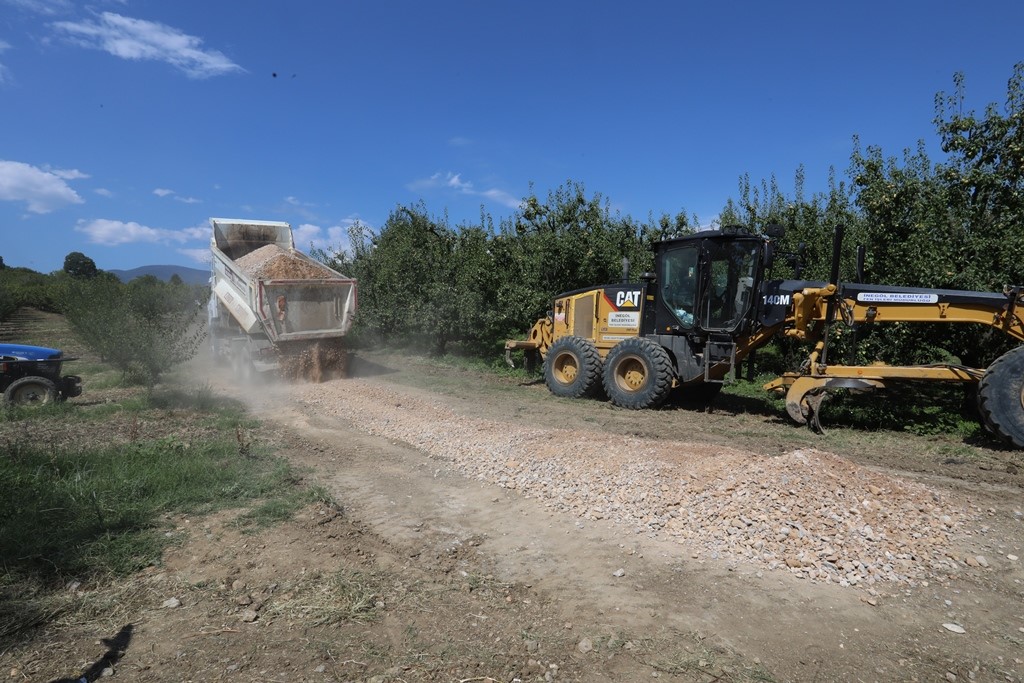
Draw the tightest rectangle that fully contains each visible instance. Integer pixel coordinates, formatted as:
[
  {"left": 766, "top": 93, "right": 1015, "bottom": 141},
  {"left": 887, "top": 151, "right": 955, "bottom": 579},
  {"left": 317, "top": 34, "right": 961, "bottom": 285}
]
[{"left": 506, "top": 224, "right": 1024, "bottom": 448}]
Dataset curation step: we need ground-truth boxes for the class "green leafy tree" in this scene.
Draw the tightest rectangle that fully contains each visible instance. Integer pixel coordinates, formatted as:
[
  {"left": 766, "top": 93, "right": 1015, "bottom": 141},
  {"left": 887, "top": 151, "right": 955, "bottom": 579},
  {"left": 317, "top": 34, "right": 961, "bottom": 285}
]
[
  {"left": 493, "top": 181, "right": 658, "bottom": 333},
  {"left": 849, "top": 63, "right": 1024, "bottom": 367},
  {"left": 63, "top": 251, "right": 99, "bottom": 279},
  {"left": 61, "top": 276, "right": 205, "bottom": 387}
]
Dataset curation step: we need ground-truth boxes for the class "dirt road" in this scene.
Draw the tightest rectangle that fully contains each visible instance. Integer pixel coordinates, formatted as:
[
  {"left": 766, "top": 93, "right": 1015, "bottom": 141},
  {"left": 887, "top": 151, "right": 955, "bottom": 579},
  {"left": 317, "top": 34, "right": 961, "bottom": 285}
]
[
  {"left": 4, "top": 311, "right": 1022, "bottom": 682},
  {"left": 224, "top": 354, "right": 1024, "bottom": 682}
]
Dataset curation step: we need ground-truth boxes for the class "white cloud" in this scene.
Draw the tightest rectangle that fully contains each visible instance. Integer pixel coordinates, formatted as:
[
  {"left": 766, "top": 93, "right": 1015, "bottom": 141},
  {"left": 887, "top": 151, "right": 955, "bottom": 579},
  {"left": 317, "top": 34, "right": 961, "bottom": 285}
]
[
  {"left": 446, "top": 173, "right": 472, "bottom": 192},
  {"left": 293, "top": 220, "right": 360, "bottom": 254},
  {"left": 179, "top": 225, "right": 207, "bottom": 240},
  {"left": 3, "top": 0, "right": 73, "bottom": 15},
  {"left": 52, "top": 12, "right": 245, "bottom": 79},
  {"left": 407, "top": 171, "right": 522, "bottom": 210},
  {"left": 74, "top": 218, "right": 206, "bottom": 246},
  {"left": 0, "top": 40, "right": 10, "bottom": 85},
  {"left": 50, "top": 167, "right": 90, "bottom": 180},
  {"left": 153, "top": 187, "right": 201, "bottom": 203},
  {"left": 479, "top": 187, "right": 522, "bottom": 208},
  {"left": 0, "top": 159, "right": 83, "bottom": 213},
  {"left": 94, "top": 188, "right": 113, "bottom": 197},
  {"left": 282, "top": 195, "right": 318, "bottom": 221},
  {"left": 176, "top": 248, "right": 211, "bottom": 265}
]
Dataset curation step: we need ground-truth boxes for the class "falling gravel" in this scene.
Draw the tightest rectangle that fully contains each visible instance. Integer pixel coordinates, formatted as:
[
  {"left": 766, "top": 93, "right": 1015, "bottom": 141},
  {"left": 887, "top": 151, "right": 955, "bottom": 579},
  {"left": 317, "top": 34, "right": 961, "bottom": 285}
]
[{"left": 294, "top": 378, "right": 984, "bottom": 589}]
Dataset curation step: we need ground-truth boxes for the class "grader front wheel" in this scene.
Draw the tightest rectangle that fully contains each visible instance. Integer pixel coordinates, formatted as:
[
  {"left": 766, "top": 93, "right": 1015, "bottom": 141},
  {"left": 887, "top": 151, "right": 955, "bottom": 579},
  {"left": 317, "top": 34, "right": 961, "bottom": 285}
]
[
  {"left": 977, "top": 346, "right": 1024, "bottom": 448},
  {"left": 543, "top": 336, "right": 603, "bottom": 399}
]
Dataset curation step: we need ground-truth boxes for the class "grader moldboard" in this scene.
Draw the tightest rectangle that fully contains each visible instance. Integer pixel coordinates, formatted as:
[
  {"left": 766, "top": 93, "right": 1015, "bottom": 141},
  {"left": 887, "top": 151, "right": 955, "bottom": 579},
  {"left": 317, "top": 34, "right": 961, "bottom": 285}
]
[{"left": 506, "top": 224, "right": 1024, "bottom": 447}]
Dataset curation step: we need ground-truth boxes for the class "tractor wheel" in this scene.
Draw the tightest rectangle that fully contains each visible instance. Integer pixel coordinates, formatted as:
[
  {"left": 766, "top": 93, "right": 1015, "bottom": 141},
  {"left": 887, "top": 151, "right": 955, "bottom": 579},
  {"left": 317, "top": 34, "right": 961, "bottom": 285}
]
[
  {"left": 603, "top": 337, "right": 674, "bottom": 409},
  {"left": 4, "top": 376, "right": 59, "bottom": 405},
  {"left": 544, "top": 336, "right": 603, "bottom": 399},
  {"left": 977, "top": 346, "right": 1024, "bottom": 448}
]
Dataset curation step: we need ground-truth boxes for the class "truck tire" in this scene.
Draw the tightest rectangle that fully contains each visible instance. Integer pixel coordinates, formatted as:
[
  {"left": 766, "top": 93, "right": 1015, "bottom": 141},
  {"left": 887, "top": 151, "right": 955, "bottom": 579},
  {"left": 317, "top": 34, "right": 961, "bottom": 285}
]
[
  {"left": 977, "top": 346, "right": 1024, "bottom": 448},
  {"left": 603, "top": 337, "right": 674, "bottom": 409},
  {"left": 4, "top": 376, "right": 59, "bottom": 405},
  {"left": 544, "top": 336, "right": 603, "bottom": 399}
]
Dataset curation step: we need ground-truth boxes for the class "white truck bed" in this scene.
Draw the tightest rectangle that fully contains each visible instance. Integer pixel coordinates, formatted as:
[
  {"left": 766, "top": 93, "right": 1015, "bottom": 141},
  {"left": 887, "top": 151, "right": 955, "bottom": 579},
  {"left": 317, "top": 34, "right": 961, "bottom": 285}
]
[{"left": 209, "top": 218, "right": 356, "bottom": 345}]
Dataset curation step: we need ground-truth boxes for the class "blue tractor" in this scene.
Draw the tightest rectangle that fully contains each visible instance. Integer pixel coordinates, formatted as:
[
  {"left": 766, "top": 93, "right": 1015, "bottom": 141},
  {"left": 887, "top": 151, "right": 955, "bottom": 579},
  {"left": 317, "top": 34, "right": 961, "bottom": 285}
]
[{"left": 0, "top": 343, "right": 82, "bottom": 405}]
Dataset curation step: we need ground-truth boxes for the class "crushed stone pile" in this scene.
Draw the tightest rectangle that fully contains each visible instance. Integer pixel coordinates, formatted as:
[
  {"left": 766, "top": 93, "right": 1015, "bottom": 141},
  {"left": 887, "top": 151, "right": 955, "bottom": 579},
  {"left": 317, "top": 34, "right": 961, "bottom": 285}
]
[
  {"left": 235, "top": 244, "right": 337, "bottom": 280},
  {"left": 295, "top": 379, "right": 982, "bottom": 589}
]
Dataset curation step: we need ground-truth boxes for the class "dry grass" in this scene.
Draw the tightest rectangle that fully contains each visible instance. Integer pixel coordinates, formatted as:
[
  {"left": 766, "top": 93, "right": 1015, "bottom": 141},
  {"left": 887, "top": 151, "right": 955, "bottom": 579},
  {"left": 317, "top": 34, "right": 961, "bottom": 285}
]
[{"left": 265, "top": 567, "right": 390, "bottom": 625}]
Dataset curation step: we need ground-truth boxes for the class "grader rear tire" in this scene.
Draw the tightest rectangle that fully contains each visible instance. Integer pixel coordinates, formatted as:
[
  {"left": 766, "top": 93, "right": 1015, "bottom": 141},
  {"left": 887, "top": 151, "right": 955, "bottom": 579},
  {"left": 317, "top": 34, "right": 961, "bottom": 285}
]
[
  {"left": 544, "top": 336, "right": 603, "bottom": 399},
  {"left": 977, "top": 346, "right": 1024, "bottom": 448},
  {"left": 602, "top": 337, "right": 674, "bottom": 409}
]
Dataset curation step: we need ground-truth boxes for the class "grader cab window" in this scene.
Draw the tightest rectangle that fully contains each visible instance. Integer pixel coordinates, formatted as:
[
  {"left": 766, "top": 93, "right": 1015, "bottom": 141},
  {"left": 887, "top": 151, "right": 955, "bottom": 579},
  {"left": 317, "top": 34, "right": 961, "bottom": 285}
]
[
  {"left": 661, "top": 245, "right": 699, "bottom": 328},
  {"left": 699, "top": 239, "right": 760, "bottom": 332}
]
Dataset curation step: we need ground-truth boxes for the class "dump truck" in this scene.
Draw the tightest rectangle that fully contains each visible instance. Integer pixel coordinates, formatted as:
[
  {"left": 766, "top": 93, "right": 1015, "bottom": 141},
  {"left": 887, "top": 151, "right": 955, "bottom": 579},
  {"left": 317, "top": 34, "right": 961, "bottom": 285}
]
[
  {"left": 209, "top": 218, "right": 357, "bottom": 381},
  {"left": 506, "top": 224, "right": 1024, "bottom": 448}
]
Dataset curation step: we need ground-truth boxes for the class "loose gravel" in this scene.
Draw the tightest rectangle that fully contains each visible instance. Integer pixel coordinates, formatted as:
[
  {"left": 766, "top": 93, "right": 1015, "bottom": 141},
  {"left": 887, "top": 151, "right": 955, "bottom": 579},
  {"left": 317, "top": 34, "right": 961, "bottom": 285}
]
[
  {"left": 235, "top": 244, "right": 339, "bottom": 279},
  {"left": 294, "top": 378, "right": 986, "bottom": 589}
]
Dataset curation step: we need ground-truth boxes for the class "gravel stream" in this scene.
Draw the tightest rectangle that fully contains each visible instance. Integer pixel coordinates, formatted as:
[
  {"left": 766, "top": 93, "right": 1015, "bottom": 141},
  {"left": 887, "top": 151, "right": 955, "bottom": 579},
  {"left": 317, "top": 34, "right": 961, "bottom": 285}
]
[{"left": 294, "top": 377, "right": 986, "bottom": 590}]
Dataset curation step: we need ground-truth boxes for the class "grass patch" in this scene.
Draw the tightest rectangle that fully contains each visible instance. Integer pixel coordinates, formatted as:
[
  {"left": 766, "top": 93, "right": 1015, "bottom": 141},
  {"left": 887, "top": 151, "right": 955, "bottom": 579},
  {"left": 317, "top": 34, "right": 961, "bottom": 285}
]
[
  {"left": 0, "top": 400, "right": 76, "bottom": 423},
  {"left": 0, "top": 431, "right": 303, "bottom": 582},
  {"left": 0, "top": 310, "right": 336, "bottom": 652},
  {"left": 232, "top": 485, "right": 335, "bottom": 531}
]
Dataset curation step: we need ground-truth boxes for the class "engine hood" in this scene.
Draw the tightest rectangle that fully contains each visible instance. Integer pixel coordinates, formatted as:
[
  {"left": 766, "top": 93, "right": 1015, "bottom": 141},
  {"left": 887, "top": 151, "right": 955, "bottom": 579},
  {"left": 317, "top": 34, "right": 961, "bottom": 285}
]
[{"left": 0, "top": 343, "right": 63, "bottom": 361}]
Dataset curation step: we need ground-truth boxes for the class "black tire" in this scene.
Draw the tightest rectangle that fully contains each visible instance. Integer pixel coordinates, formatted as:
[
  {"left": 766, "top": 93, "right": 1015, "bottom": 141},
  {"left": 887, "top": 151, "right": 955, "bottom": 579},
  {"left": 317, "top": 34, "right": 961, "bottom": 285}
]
[
  {"left": 602, "top": 337, "right": 674, "bottom": 409},
  {"left": 544, "top": 336, "right": 603, "bottom": 399},
  {"left": 4, "top": 376, "right": 59, "bottom": 405},
  {"left": 977, "top": 346, "right": 1024, "bottom": 448}
]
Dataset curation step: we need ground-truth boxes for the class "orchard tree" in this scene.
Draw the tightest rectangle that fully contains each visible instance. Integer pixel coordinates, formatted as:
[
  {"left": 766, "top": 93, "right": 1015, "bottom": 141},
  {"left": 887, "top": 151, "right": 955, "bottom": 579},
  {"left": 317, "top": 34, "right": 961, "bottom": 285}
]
[
  {"left": 494, "top": 181, "right": 653, "bottom": 330},
  {"left": 848, "top": 63, "right": 1024, "bottom": 367},
  {"left": 61, "top": 276, "right": 204, "bottom": 387}
]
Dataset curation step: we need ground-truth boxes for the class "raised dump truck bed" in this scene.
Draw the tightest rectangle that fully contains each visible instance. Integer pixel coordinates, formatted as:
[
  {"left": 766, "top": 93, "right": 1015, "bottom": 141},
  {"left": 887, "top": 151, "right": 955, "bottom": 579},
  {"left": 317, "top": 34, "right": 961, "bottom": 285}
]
[{"left": 209, "top": 218, "right": 357, "bottom": 379}]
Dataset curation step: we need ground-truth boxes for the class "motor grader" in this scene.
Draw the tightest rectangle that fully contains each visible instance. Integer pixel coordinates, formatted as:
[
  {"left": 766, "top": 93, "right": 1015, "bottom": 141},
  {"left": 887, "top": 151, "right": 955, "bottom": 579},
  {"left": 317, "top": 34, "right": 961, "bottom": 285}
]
[{"left": 505, "top": 224, "right": 1024, "bottom": 448}]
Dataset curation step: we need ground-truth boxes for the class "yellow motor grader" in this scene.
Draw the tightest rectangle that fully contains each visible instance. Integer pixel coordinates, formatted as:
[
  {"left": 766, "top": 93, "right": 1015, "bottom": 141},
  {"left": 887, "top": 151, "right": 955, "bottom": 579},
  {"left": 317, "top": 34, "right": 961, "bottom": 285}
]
[{"left": 506, "top": 224, "right": 1024, "bottom": 447}]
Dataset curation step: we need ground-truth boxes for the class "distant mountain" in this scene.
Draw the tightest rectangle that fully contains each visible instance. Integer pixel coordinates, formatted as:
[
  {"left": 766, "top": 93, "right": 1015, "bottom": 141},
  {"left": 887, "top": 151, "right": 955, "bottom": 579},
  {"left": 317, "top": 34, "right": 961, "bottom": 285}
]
[{"left": 108, "top": 265, "right": 210, "bottom": 285}]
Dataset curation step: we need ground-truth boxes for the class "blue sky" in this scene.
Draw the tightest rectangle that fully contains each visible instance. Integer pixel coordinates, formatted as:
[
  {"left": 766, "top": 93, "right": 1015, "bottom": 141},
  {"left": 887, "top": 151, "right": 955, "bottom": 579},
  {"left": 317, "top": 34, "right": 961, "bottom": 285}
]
[{"left": 1, "top": 0, "right": 1022, "bottom": 273}]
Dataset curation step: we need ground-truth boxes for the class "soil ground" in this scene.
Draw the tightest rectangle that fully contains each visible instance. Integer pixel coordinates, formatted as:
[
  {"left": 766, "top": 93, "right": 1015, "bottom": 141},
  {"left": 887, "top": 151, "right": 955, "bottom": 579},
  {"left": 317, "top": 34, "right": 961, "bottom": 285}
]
[{"left": 3, "top": 310, "right": 1024, "bottom": 683}]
